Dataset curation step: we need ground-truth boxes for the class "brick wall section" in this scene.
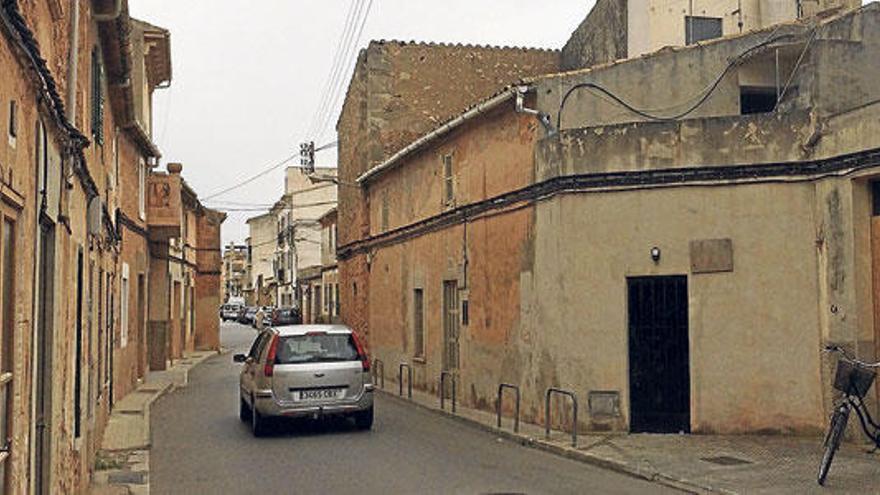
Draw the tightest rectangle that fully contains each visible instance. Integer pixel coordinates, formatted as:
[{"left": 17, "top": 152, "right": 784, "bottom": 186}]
[
  {"left": 336, "top": 41, "right": 560, "bottom": 344},
  {"left": 560, "top": 0, "right": 628, "bottom": 71}
]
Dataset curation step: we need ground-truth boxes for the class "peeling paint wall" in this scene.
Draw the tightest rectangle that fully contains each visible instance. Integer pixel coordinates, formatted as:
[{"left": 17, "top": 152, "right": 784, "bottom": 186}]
[
  {"left": 337, "top": 41, "right": 561, "bottom": 344},
  {"left": 365, "top": 106, "right": 541, "bottom": 417}
]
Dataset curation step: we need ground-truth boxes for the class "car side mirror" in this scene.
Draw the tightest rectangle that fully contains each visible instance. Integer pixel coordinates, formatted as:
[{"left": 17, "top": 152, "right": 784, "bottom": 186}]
[{"left": 233, "top": 354, "right": 247, "bottom": 363}]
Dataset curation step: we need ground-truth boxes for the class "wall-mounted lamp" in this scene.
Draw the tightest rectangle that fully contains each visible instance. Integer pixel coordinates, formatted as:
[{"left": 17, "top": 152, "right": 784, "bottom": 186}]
[{"left": 650, "top": 246, "right": 661, "bottom": 263}]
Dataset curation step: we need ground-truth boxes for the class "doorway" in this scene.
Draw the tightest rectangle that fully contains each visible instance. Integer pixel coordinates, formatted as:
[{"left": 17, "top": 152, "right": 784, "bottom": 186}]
[
  {"left": 627, "top": 276, "right": 690, "bottom": 433},
  {"left": 442, "top": 280, "right": 460, "bottom": 373},
  {"left": 34, "top": 221, "right": 55, "bottom": 495},
  {"left": 137, "top": 275, "right": 146, "bottom": 378},
  {"left": 871, "top": 182, "right": 880, "bottom": 409}
]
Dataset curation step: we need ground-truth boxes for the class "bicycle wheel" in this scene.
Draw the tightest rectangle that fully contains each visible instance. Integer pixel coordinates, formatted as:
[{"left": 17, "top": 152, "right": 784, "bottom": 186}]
[{"left": 818, "top": 403, "right": 850, "bottom": 486}]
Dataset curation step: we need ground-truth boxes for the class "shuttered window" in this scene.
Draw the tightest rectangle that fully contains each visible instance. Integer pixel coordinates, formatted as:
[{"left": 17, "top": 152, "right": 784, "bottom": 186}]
[
  {"left": 91, "top": 48, "right": 105, "bottom": 145},
  {"left": 442, "top": 154, "right": 454, "bottom": 205}
]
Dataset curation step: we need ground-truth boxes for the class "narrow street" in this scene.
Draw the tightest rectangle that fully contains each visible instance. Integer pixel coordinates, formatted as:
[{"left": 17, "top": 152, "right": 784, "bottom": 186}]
[{"left": 149, "top": 322, "right": 678, "bottom": 495}]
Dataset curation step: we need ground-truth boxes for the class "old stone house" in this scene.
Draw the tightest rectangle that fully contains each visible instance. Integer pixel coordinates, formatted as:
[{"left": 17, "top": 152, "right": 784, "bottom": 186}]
[
  {"left": 246, "top": 212, "right": 276, "bottom": 306},
  {"left": 339, "top": 2, "right": 880, "bottom": 436},
  {"left": 147, "top": 165, "right": 223, "bottom": 367},
  {"left": 221, "top": 242, "right": 248, "bottom": 302},
  {"left": 336, "top": 40, "right": 563, "bottom": 346},
  {"left": 0, "top": 1, "right": 222, "bottom": 493}
]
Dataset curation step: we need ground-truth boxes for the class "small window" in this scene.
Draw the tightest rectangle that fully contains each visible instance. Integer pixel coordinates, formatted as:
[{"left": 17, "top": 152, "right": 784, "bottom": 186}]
[
  {"left": 7, "top": 101, "right": 16, "bottom": 139},
  {"left": 442, "top": 154, "right": 454, "bottom": 205},
  {"left": 461, "top": 299, "right": 469, "bottom": 326},
  {"left": 740, "top": 86, "right": 777, "bottom": 115},
  {"left": 413, "top": 289, "right": 424, "bottom": 358},
  {"left": 685, "top": 16, "right": 722, "bottom": 45}
]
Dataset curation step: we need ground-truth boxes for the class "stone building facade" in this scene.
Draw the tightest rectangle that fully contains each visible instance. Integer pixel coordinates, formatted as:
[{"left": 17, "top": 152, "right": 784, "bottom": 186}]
[
  {"left": 246, "top": 212, "right": 276, "bottom": 306},
  {"left": 222, "top": 242, "right": 247, "bottom": 302},
  {"left": 0, "top": 2, "right": 221, "bottom": 493},
  {"left": 561, "top": 0, "right": 862, "bottom": 71},
  {"left": 336, "top": 40, "right": 562, "bottom": 346},
  {"left": 340, "top": 3, "right": 879, "bottom": 436}
]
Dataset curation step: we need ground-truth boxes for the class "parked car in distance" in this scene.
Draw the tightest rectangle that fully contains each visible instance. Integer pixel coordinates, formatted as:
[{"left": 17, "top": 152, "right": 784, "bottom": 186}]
[
  {"left": 220, "top": 303, "right": 244, "bottom": 322},
  {"left": 268, "top": 307, "right": 301, "bottom": 327},
  {"left": 234, "top": 325, "right": 374, "bottom": 436},
  {"left": 239, "top": 306, "right": 258, "bottom": 325},
  {"left": 254, "top": 306, "right": 274, "bottom": 328}
]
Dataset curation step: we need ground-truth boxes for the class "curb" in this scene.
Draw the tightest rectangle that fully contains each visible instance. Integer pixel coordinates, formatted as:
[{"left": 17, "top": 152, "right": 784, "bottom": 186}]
[
  {"left": 93, "top": 349, "right": 221, "bottom": 494},
  {"left": 378, "top": 390, "right": 731, "bottom": 495}
]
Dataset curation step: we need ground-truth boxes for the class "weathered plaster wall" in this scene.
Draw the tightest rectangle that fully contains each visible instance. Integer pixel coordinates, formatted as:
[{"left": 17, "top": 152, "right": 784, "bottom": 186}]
[
  {"left": 542, "top": 5, "right": 880, "bottom": 133},
  {"left": 561, "top": 0, "right": 627, "bottom": 71},
  {"left": 365, "top": 106, "right": 541, "bottom": 417},
  {"left": 529, "top": 183, "right": 824, "bottom": 434},
  {"left": 195, "top": 210, "right": 223, "bottom": 351},
  {"left": 337, "top": 41, "right": 560, "bottom": 345}
]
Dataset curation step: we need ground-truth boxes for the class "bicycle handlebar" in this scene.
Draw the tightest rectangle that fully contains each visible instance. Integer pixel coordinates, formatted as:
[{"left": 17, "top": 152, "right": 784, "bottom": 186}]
[{"left": 825, "top": 345, "right": 880, "bottom": 368}]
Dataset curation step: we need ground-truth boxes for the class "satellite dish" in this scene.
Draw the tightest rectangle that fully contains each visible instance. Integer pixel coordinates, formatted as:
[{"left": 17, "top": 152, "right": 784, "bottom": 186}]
[{"left": 87, "top": 197, "right": 103, "bottom": 235}]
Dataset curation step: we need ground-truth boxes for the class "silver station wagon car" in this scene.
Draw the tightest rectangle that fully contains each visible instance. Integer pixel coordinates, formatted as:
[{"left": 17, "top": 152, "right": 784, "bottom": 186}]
[{"left": 234, "top": 325, "right": 374, "bottom": 436}]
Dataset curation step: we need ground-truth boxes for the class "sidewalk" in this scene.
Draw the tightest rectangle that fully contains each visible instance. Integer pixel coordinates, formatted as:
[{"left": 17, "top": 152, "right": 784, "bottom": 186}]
[
  {"left": 90, "top": 351, "right": 219, "bottom": 495},
  {"left": 379, "top": 384, "right": 880, "bottom": 494}
]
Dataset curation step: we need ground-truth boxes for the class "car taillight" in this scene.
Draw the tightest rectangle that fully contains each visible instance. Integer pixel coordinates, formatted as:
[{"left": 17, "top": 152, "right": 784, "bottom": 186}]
[
  {"left": 350, "top": 332, "right": 370, "bottom": 372},
  {"left": 264, "top": 334, "right": 279, "bottom": 377}
]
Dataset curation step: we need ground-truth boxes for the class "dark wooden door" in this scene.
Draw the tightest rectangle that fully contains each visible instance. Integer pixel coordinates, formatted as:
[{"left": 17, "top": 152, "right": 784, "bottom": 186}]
[
  {"left": 628, "top": 276, "right": 691, "bottom": 433},
  {"left": 442, "top": 281, "right": 460, "bottom": 372}
]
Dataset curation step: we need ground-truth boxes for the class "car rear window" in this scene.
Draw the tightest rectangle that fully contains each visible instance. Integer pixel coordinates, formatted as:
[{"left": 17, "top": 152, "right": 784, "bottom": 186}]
[{"left": 274, "top": 334, "right": 359, "bottom": 365}]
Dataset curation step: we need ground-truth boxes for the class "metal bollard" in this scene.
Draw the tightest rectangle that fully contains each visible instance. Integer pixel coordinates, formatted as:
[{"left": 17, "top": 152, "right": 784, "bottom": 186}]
[
  {"left": 497, "top": 383, "right": 521, "bottom": 433},
  {"left": 545, "top": 387, "right": 578, "bottom": 447},
  {"left": 398, "top": 363, "right": 413, "bottom": 399},
  {"left": 439, "top": 371, "right": 457, "bottom": 413},
  {"left": 372, "top": 358, "right": 385, "bottom": 389}
]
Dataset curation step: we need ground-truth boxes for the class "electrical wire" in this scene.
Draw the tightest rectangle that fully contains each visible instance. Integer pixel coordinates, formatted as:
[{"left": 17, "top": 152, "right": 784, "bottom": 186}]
[
  {"left": 202, "top": 152, "right": 299, "bottom": 201},
  {"left": 315, "top": 0, "right": 375, "bottom": 143},
  {"left": 306, "top": 0, "right": 364, "bottom": 139},
  {"left": 555, "top": 32, "right": 798, "bottom": 130}
]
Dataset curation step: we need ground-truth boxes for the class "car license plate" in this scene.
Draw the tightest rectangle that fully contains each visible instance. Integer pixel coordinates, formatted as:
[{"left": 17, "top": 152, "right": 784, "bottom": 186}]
[{"left": 295, "top": 388, "right": 344, "bottom": 401}]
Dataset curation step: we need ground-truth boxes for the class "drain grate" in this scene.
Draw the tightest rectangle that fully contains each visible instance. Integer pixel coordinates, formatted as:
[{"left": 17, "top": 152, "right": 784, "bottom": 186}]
[{"left": 700, "top": 455, "right": 752, "bottom": 466}]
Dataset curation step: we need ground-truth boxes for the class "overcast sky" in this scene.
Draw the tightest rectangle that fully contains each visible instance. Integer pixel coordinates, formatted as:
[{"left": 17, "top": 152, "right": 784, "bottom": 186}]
[{"left": 127, "top": 0, "right": 593, "bottom": 245}]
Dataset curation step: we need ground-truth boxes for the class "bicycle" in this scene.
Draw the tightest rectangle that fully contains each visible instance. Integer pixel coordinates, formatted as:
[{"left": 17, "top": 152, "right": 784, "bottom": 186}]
[{"left": 817, "top": 345, "right": 880, "bottom": 486}]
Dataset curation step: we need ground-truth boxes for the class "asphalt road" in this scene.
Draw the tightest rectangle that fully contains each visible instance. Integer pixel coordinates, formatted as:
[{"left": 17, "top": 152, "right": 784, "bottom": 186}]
[{"left": 150, "top": 321, "right": 678, "bottom": 495}]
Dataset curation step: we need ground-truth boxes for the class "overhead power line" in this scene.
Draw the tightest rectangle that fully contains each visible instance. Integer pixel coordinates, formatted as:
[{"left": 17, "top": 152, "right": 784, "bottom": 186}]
[
  {"left": 201, "top": 140, "right": 338, "bottom": 202},
  {"left": 202, "top": 152, "right": 299, "bottom": 201},
  {"left": 306, "top": 0, "right": 363, "bottom": 139},
  {"left": 306, "top": 0, "right": 375, "bottom": 143},
  {"left": 318, "top": 0, "right": 374, "bottom": 143}
]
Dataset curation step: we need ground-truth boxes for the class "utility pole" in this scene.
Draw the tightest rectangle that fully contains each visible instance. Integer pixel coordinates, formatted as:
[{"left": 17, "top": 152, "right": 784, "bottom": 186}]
[{"left": 299, "top": 141, "right": 315, "bottom": 174}]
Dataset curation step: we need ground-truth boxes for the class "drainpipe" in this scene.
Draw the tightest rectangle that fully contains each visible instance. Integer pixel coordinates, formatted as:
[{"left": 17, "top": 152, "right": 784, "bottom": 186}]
[
  {"left": 515, "top": 86, "right": 556, "bottom": 135},
  {"left": 66, "top": 0, "right": 79, "bottom": 124},
  {"left": 93, "top": 0, "right": 123, "bottom": 21}
]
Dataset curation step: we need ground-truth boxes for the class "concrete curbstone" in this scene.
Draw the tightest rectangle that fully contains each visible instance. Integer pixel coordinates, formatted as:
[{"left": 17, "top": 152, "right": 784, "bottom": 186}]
[{"left": 378, "top": 389, "right": 723, "bottom": 494}]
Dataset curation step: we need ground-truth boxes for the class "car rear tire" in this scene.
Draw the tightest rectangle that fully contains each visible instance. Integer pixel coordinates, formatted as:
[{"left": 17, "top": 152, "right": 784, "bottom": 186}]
[
  {"left": 239, "top": 397, "right": 252, "bottom": 422},
  {"left": 251, "top": 400, "right": 270, "bottom": 437},
  {"left": 354, "top": 406, "right": 374, "bottom": 430}
]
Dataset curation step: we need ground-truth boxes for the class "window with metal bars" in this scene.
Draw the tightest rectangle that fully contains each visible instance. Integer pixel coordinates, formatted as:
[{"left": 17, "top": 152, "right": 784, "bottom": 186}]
[
  {"left": 91, "top": 48, "right": 105, "bottom": 145},
  {"left": 685, "top": 16, "right": 722, "bottom": 45}
]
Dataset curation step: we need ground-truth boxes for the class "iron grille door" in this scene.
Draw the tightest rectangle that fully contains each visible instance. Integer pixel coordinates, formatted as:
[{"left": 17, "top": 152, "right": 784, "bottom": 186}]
[{"left": 627, "top": 276, "right": 691, "bottom": 433}]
